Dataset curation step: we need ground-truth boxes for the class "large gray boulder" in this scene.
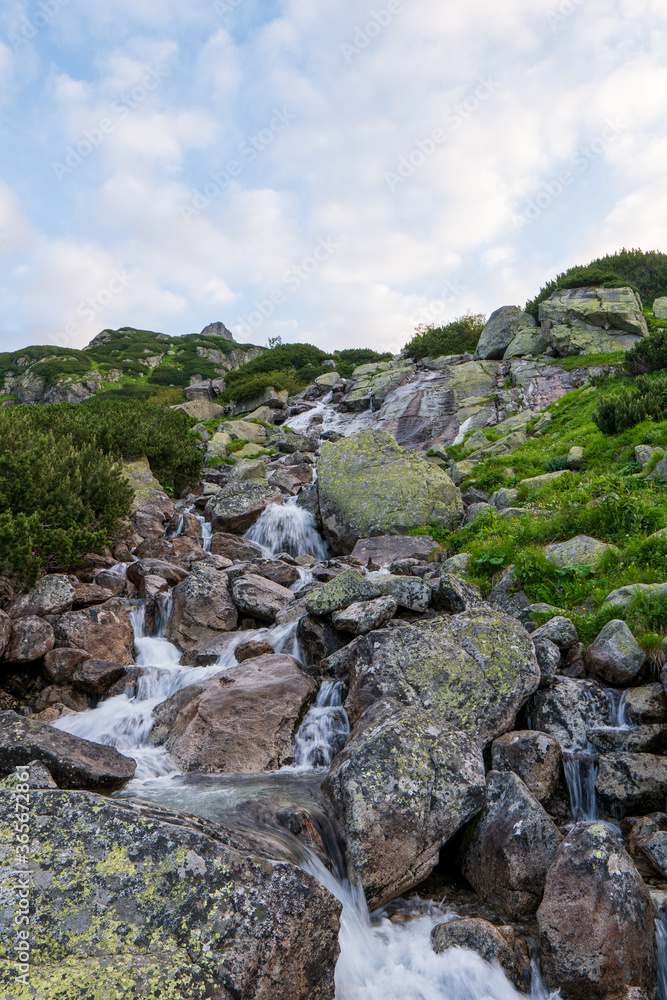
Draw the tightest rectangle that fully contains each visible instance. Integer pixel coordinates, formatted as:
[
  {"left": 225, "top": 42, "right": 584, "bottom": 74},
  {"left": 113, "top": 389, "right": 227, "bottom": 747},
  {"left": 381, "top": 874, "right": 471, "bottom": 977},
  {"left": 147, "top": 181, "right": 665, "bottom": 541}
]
[
  {"left": 0, "top": 789, "right": 340, "bottom": 1000},
  {"left": 324, "top": 701, "right": 485, "bottom": 908},
  {"left": 205, "top": 483, "right": 283, "bottom": 534},
  {"left": 7, "top": 574, "right": 75, "bottom": 618},
  {"left": 539, "top": 286, "right": 648, "bottom": 356},
  {"left": 475, "top": 306, "right": 537, "bottom": 361},
  {"left": 537, "top": 822, "right": 656, "bottom": 998},
  {"left": 530, "top": 677, "right": 611, "bottom": 748},
  {"left": 54, "top": 599, "right": 135, "bottom": 666},
  {"left": 317, "top": 431, "right": 463, "bottom": 553},
  {"left": 596, "top": 752, "right": 667, "bottom": 813},
  {"left": 5, "top": 616, "right": 55, "bottom": 663},
  {"left": 343, "top": 608, "right": 540, "bottom": 746},
  {"left": 491, "top": 730, "right": 562, "bottom": 802},
  {"left": 166, "top": 566, "right": 238, "bottom": 650},
  {"left": 585, "top": 619, "right": 646, "bottom": 685},
  {"left": 231, "top": 574, "right": 294, "bottom": 623},
  {"left": 458, "top": 770, "right": 562, "bottom": 920}
]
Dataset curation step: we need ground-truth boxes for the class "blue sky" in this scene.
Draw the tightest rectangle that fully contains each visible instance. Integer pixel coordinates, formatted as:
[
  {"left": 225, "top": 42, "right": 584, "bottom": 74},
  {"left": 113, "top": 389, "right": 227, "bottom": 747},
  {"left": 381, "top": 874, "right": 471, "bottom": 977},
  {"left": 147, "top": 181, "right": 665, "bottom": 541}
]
[{"left": 0, "top": 0, "right": 665, "bottom": 354}]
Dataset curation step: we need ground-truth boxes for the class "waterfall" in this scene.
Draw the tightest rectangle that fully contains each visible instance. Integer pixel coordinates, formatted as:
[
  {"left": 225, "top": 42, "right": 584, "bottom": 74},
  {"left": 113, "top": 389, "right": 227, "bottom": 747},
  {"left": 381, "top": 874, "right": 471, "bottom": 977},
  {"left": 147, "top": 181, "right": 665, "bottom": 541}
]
[
  {"left": 291, "top": 681, "right": 351, "bottom": 770},
  {"left": 244, "top": 500, "right": 328, "bottom": 561},
  {"left": 563, "top": 749, "right": 599, "bottom": 823}
]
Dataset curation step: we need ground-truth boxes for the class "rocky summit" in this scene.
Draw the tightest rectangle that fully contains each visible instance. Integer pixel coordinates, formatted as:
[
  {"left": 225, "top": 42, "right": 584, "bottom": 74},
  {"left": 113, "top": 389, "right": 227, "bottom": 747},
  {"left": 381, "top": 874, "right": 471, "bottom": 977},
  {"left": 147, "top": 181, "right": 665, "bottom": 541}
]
[{"left": 4, "top": 254, "right": 667, "bottom": 999}]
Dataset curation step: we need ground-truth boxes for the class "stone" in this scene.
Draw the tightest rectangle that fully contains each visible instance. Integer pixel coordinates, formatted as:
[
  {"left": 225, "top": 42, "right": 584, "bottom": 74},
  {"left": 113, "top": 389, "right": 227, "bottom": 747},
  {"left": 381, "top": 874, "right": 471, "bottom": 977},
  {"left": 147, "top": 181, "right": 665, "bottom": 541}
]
[
  {"left": 654, "top": 297, "right": 667, "bottom": 320},
  {"left": 253, "top": 558, "right": 299, "bottom": 588},
  {"left": 219, "top": 419, "right": 267, "bottom": 444},
  {"left": 544, "top": 535, "right": 619, "bottom": 570},
  {"left": 537, "top": 822, "right": 656, "bottom": 998},
  {"left": 231, "top": 574, "right": 295, "bottom": 623},
  {"left": 533, "top": 637, "right": 561, "bottom": 687},
  {"left": 503, "top": 327, "right": 548, "bottom": 360},
  {"left": 0, "top": 788, "right": 340, "bottom": 1000},
  {"left": 175, "top": 398, "right": 226, "bottom": 421},
  {"left": 531, "top": 677, "right": 611, "bottom": 748},
  {"left": 166, "top": 566, "right": 238, "bottom": 650},
  {"left": 324, "top": 701, "right": 485, "bottom": 909},
  {"left": 121, "top": 456, "right": 173, "bottom": 514},
  {"left": 7, "top": 574, "right": 75, "bottom": 618},
  {"left": 210, "top": 532, "right": 265, "bottom": 561},
  {"left": 126, "top": 558, "right": 189, "bottom": 587},
  {"left": 639, "top": 831, "right": 667, "bottom": 879},
  {"left": 475, "top": 306, "right": 537, "bottom": 361},
  {"left": 351, "top": 535, "right": 438, "bottom": 566},
  {"left": 533, "top": 412, "right": 553, "bottom": 434},
  {"left": 206, "top": 430, "right": 232, "bottom": 459},
  {"left": 447, "top": 460, "right": 476, "bottom": 485},
  {"left": 437, "top": 573, "right": 483, "bottom": 613},
  {"left": 234, "top": 639, "right": 275, "bottom": 662},
  {"left": 463, "top": 429, "right": 489, "bottom": 452},
  {"left": 149, "top": 654, "right": 316, "bottom": 772},
  {"left": 458, "top": 770, "right": 562, "bottom": 920},
  {"left": 54, "top": 600, "right": 135, "bottom": 666},
  {"left": 73, "top": 583, "right": 115, "bottom": 606},
  {"left": 489, "top": 488, "right": 519, "bottom": 510},
  {"left": 0, "top": 711, "right": 135, "bottom": 790},
  {"left": 331, "top": 596, "right": 398, "bottom": 634},
  {"left": 5, "top": 616, "right": 55, "bottom": 663},
  {"left": 596, "top": 753, "right": 667, "bottom": 813},
  {"left": 206, "top": 483, "right": 283, "bottom": 534},
  {"left": 343, "top": 361, "right": 414, "bottom": 411},
  {"left": 372, "top": 574, "right": 431, "bottom": 612},
  {"left": 0, "top": 610, "right": 10, "bottom": 659},
  {"left": 317, "top": 431, "right": 463, "bottom": 553},
  {"left": 344, "top": 608, "right": 540, "bottom": 746},
  {"left": 634, "top": 444, "right": 663, "bottom": 469},
  {"left": 625, "top": 683, "right": 667, "bottom": 723},
  {"left": 587, "top": 725, "right": 667, "bottom": 754},
  {"left": 464, "top": 502, "right": 491, "bottom": 525},
  {"left": 539, "top": 286, "right": 648, "bottom": 356},
  {"left": 315, "top": 371, "right": 344, "bottom": 389},
  {"left": 43, "top": 648, "right": 90, "bottom": 684},
  {"left": 71, "top": 659, "right": 126, "bottom": 695},
  {"left": 519, "top": 470, "right": 571, "bottom": 490},
  {"left": 531, "top": 616, "right": 578, "bottom": 649},
  {"left": 441, "top": 553, "right": 471, "bottom": 575},
  {"left": 604, "top": 582, "right": 667, "bottom": 609},
  {"left": 585, "top": 620, "right": 646, "bottom": 685},
  {"left": 491, "top": 730, "right": 562, "bottom": 802},
  {"left": 431, "top": 918, "right": 523, "bottom": 988},
  {"left": 305, "top": 568, "right": 380, "bottom": 616}
]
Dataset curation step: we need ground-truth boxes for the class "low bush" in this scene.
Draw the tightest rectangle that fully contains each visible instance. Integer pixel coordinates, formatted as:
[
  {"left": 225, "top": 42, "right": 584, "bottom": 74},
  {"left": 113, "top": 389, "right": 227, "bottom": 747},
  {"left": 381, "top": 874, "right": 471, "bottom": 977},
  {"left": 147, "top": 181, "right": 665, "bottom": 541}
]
[
  {"left": 623, "top": 328, "right": 667, "bottom": 375},
  {"left": 593, "top": 374, "right": 667, "bottom": 433},
  {"left": 221, "top": 371, "right": 301, "bottom": 404},
  {"left": 403, "top": 313, "right": 486, "bottom": 359}
]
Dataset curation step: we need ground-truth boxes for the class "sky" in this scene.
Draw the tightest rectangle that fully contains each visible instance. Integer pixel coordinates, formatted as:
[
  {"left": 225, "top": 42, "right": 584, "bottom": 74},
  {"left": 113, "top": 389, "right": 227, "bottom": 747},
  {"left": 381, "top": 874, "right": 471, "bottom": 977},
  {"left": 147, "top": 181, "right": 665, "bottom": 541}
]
[{"left": 0, "top": 0, "right": 666, "bottom": 355}]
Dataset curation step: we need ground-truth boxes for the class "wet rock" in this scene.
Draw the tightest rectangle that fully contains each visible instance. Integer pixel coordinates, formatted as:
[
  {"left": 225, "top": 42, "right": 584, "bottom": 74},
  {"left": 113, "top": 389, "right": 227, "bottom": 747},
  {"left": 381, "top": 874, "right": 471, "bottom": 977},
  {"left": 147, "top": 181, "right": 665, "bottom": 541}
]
[
  {"left": 596, "top": 752, "right": 667, "bottom": 813},
  {"left": 253, "top": 558, "right": 299, "bottom": 588},
  {"left": 431, "top": 918, "right": 523, "bottom": 988},
  {"left": 5, "top": 616, "right": 55, "bottom": 663},
  {"left": 537, "top": 822, "right": 656, "bottom": 998},
  {"left": 150, "top": 654, "right": 316, "bottom": 772},
  {"left": 475, "top": 306, "right": 537, "bottom": 361},
  {"left": 625, "top": 683, "right": 667, "bottom": 723},
  {"left": 306, "top": 568, "right": 380, "bottom": 616},
  {"left": 7, "top": 574, "right": 75, "bottom": 618},
  {"left": 234, "top": 639, "right": 275, "bottom": 662},
  {"left": 166, "top": 566, "right": 238, "bottom": 650},
  {"left": 324, "top": 701, "right": 485, "bottom": 909},
  {"left": 317, "top": 430, "right": 463, "bottom": 553},
  {"left": 126, "top": 559, "right": 189, "bottom": 588},
  {"left": 530, "top": 677, "right": 611, "bottom": 748},
  {"left": 73, "top": 583, "right": 115, "bottom": 607},
  {"left": 585, "top": 619, "right": 646, "bottom": 685},
  {"left": 54, "top": 599, "right": 135, "bottom": 666},
  {"left": 587, "top": 725, "right": 667, "bottom": 754},
  {"left": 533, "top": 637, "right": 561, "bottom": 687},
  {"left": 544, "top": 535, "right": 619, "bottom": 570},
  {"left": 205, "top": 483, "right": 283, "bottom": 534},
  {"left": 345, "top": 608, "right": 540, "bottom": 746},
  {"left": 43, "top": 647, "right": 91, "bottom": 684},
  {"left": 331, "top": 596, "right": 398, "bottom": 635},
  {"left": 459, "top": 770, "right": 562, "bottom": 920},
  {"left": 437, "top": 572, "right": 483, "bottom": 613},
  {"left": 0, "top": 789, "right": 340, "bottom": 1000},
  {"left": 491, "top": 731, "right": 562, "bottom": 802},
  {"left": 231, "top": 574, "right": 295, "bottom": 623},
  {"left": 71, "top": 658, "right": 126, "bottom": 695},
  {"left": 0, "top": 711, "right": 136, "bottom": 790},
  {"left": 351, "top": 535, "right": 438, "bottom": 566}
]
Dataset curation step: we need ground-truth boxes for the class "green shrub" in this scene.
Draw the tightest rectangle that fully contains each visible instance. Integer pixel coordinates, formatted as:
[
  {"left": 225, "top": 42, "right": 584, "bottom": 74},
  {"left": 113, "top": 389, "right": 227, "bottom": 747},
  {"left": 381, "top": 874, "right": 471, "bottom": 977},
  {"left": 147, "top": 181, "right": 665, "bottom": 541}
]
[
  {"left": 221, "top": 371, "right": 301, "bottom": 404},
  {"left": 593, "top": 374, "right": 667, "bottom": 433},
  {"left": 403, "top": 313, "right": 486, "bottom": 359},
  {"left": 623, "top": 328, "right": 667, "bottom": 375}
]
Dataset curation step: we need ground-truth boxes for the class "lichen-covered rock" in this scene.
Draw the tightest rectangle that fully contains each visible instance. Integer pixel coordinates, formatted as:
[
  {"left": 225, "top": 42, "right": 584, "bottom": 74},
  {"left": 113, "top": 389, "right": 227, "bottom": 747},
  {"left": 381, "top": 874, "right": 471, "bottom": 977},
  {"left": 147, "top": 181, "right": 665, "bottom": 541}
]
[
  {"left": 324, "top": 701, "right": 485, "bottom": 908},
  {"left": 604, "top": 582, "right": 667, "bottom": 609},
  {"left": 7, "top": 574, "right": 75, "bottom": 619},
  {"left": 459, "top": 770, "right": 562, "bottom": 920},
  {"left": 343, "top": 361, "right": 415, "bottom": 411},
  {"left": 491, "top": 731, "right": 562, "bottom": 803},
  {"left": 344, "top": 608, "right": 540, "bottom": 746},
  {"left": 624, "top": 683, "right": 667, "bottom": 723},
  {"left": 431, "top": 918, "right": 524, "bottom": 988},
  {"left": 533, "top": 637, "right": 561, "bottom": 688},
  {"left": 475, "top": 306, "right": 537, "bottom": 361},
  {"left": 351, "top": 535, "right": 438, "bottom": 565},
  {"left": 544, "top": 535, "right": 619, "bottom": 570},
  {"left": 305, "top": 569, "right": 381, "bottom": 616},
  {"left": 331, "top": 597, "right": 397, "bottom": 635},
  {"left": 121, "top": 456, "right": 174, "bottom": 515},
  {"left": 166, "top": 566, "right": 238, "bottom": 650},
  {"left": 539, "top": 286, "right": 649, "bottom": 356},
  {"left": 372, "top": 574, "right": 431, "bottom": 612},
  {"left": 0, "top": 789, "right": 340, "bottom": 1000},
  {"left": 585, "top": 620, "right": 646, "bottom": 685},
  {"left": 530, "top": 677, "right": 610, "bottom": 748},
  {"left": 537, "top": 822, "right": 656, "bottom": 998},
  {"left": 5, "top": 616, "right": 55, "bottom": 663},
  {"left": 54, "top": 599, "right": 135, "bottom": 666},
  {"left": 0, "top": 711, "right": 135, "bottom": 790},
  {"left": 149, "top": 654, "right": 316, "bottom": 772},
  {"left": 531, "top": 616, "right": 579, "bottom": 650},
  {"left": 596, "top": 752, "right": 667, "bottom": 813},
  {"left": 503, "top": 327, "right": 548, "bottom": 360},
  {"left": 437, "top": 572, "right": 483, "bottom": 613},
  {"left": 317, "top": 431, "right": 463, "bottom": 553},
  {"left": 205, "top": 483, "right": 283, "bottom": 534},
  {"left": 231, "top": 574, "right": 294, "bottom": 623}
]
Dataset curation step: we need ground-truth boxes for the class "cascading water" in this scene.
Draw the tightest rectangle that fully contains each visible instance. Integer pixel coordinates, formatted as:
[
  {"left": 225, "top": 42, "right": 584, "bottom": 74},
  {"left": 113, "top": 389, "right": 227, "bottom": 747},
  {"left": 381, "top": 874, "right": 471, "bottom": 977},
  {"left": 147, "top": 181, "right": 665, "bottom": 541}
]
[
  {"left": 245, "top": 499, "right": 328, "bottom": 561},
  {"left": 292, "top": 681, "right": 351, "bottom": 770},
  {"left": 563, "top": 749, "right": 599, "bottom": 822}
]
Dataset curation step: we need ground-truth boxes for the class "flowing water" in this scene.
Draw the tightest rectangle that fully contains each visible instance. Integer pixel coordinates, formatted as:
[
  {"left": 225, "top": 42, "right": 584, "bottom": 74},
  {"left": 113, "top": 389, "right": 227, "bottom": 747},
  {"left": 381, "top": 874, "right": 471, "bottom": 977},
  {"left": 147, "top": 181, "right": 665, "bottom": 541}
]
[
  {"left": 291, "top": 681, "right": 351, "bottom": 770},
  {"left": 244, "top": 499, "right": 328, "bottom": 561}
]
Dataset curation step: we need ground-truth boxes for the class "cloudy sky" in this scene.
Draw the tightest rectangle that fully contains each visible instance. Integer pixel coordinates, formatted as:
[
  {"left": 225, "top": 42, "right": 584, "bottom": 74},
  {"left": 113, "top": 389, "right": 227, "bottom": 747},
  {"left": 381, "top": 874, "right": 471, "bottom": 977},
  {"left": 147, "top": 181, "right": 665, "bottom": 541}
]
[{"left": 0, "top": 0, "right": 665, "bottom": 354}]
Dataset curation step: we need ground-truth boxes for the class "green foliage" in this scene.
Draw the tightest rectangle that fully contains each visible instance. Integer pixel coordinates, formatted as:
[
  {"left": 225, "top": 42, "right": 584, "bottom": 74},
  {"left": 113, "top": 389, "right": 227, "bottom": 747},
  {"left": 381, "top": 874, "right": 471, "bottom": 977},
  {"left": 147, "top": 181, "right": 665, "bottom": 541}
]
[
  {"left": 593, "top": 374, "right": 667, "bottom": 433},
  {"left": 222, "top": 371, "right": 301, "bottom": 404},
  {"left": 403, "top": 313, "right": 486, "bottom": 359},
  {"left": 624, "top": 328, "right": 667, "bottom": 375}
]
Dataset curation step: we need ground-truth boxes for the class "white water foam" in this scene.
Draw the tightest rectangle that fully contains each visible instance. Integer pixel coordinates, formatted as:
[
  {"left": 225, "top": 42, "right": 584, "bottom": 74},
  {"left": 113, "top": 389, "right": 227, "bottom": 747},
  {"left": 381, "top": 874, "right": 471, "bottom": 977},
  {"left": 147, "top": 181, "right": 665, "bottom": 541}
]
[
  {"left": 291, "top": 680, "right": 350, "bottom": 771},
  {"left": 245, "top": 500, "right": 328, "bottom": 561}
]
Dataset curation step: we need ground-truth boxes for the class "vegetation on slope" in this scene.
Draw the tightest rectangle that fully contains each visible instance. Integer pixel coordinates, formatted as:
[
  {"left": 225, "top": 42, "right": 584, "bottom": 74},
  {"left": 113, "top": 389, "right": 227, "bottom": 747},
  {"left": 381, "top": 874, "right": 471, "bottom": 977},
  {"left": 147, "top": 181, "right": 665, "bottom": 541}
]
[{"left": 403, "top": 313, "right": 486, "bottom": 359}]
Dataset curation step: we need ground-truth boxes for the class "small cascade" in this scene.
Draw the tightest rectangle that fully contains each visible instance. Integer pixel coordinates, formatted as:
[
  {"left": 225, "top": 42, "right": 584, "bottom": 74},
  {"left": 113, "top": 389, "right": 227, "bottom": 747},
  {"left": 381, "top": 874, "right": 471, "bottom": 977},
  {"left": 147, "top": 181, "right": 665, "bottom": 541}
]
[
  {"left": 292, "top": 681, "right": 351, "bottom": 770},
  {"left": 563, "top": 748, "right": 599, "bottom": 823},
  {"left": 656, "top": 910, "right": 667, "bottom": 1000},
  {"left": 244, "top": 500, "right": 328, "bottom": 561},
  {"left": 212, "top": 620, "right": 305, "bottom": 670}
]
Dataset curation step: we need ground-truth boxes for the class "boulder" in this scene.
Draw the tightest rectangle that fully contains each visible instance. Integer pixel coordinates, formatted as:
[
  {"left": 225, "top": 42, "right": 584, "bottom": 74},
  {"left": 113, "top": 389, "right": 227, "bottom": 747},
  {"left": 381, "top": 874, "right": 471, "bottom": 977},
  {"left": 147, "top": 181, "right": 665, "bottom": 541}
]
[
  {"left": 7, "top": 574, "right": 75, "bottom": 618},
  {"left": 431, "top": 918, "right": 524, "bottom": 988},
  {"left": 5, "top": 616, "right": 55, "bottom": 663},
  {"left": 253, "top": 558, "right": 299, "bottom": 588},
  {"left": 489, "top": 487, "right": 519, "bottom": 510},
  {"left": 531, "top": 616, "right": 578, "bottom": 650},
  {"left": 596, "top": 753, "right": 667, "bottom": 813},
  {"left": 372, "top": 574, "right": 431, "bottom": 612},
  {"left": 585, "top": 620, "right": 646, "bottom": 685},
  {"left": 0, "top": 610, "right": 10, "bottom": 659},
  {"left": 491, "top": 731, "right": 562, "bottom": 802},
  {"left": 533, "top": 637, "right": 561, "bottom": 687},
  {"left": 54, "top": 599, "right": 135, "bottom": 666},
  {"left": 210, "top": 532, "right": 265, "bottom": 561},
  {"left": 234, "top": 639, "right": 275, "bottom": 662},
  {"left": 437, "top": 573, "right": 483, "bottom": 613},
  {"left": 331, "top": 596, "right": 398, "bottom": 635},
  {"left": 638, "top": 831, "right": 667, "bottom": 879},
  {"left": 351, "top": 535, "right": 438, "bottom": 566},
  {"left": 149, "top": 654, "right": 316, "bottom": 772},
  {"left": 126, "top": 559, "right": 189, "bottom": 587},
  {"left": 604, "top": 582, "right": 667, "bottom": 609},
  {"left": 654, "top": 297, "right": 667, "bottom": 320},
  {"left": 73, "top": 583, "right": 115, "bottom": 606},
  {"left": 317, "top": 431, "right": 463, "bottom": 553},
  {"left": 587, "top": 725, "right": 667, "bottom": 754},
  {"left": 166, "top": 566, "right": 238, "bottom": 650},
  {"left": 344, "top": 608, "right": 540, "bottom": 746},
  {"left": 539, "top": 287, "right": 649, "bottom": 356},
  {"left": 530, "top": 677, "right": 611, "bottom": 748},
  {"left": 175, "top": 398, "right": 226, "bottom": 421},
  {"left": 537, "top": 822, "right": 656, "bottom": 998},
  {"left": 441, "top": 552, "right": 471, "bottom": 575},
  {"left": 71, "top": 659, "right": 126, "bottom": 695},
  {"left": 121, "top": 457, "right": 173, "bottom": 515},
  {"left": 305, "top": 568, "right": 380, "bottom": 616},
  {"left": 43, "top": 647, "right": 90, "bottom": 684},
  {"left": 0, "top": 711, "right": 135, "bottom": 790},
  {"left": 0, "top": 789, "right": 340, "bottom": 1000},
  {"left": 324, "top": 701, "right": 485, "bottom": 908},
  {"left": 205, "top": 483, "right": 283, "bottom": 534},
  {"left": 544, "top": 535, "right": 619, "bottom": 570},
  {"left": 459, "top": 770, "right": 562, "bottom": 920},
  {"left": 343, "top": 361, "right": 414, "bottom": 411},
  {"left": 231, "top": 574, "right": 295, "bottom": 623},
  {"left": 567, "top": 446, "right": 585, "bottom": 471},
  {"left": 475, "top": 306, "right": 537, "bottom": 361},
  {"left": 625, "top": 683, "right": 667, "bottom": 723},
  {"left": 503, "top": 327, "right": 548, "bottom": 360}
]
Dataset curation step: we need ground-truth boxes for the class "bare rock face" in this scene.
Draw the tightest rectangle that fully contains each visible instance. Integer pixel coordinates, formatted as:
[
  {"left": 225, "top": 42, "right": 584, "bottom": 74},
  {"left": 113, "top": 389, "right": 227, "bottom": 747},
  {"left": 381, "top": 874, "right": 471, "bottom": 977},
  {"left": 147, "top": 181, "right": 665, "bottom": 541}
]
[
  {"left": 231, "top": 574, "right": 295, "bottom": 623},
  {"left": 431, "top": 918, "right": 525, "bottom": 990},
  {"left": 324, "top": 701, "right": 485, "bottom": 909},
  {"left": 5, "top": 616, "right": 55, "bottom": 663},
  {"left": 537, "top": 822, "right": 656, "bottom": 998},
  {"left": 54, "top": 599, "right": 135, "bottom": 666},
  {"left": 70, "top": 659, "right": 126, "bottom": 695},
  {"left": 166, "top": 566, "right": 238, "bottom": 650},
  {"left": 7, "top": 574, "right": 75, "bottom": 618},
  {"left": 458, "top": 770, "right": 562, "bottom": 920},
  {"left": 149, "top": 654, "right": 316, "bottom": 772},
  {"left": 0, "top": 789, "right": 340, "bottom": 1000},
  {"left": 491, "top": 730, "right": 562, "bottom": 802},
  {"left": 331, "top": 596, "right": 398, "bottom": 635},
  {"left": 0, "top": 711, "right": 136, "bottom": 790}
]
